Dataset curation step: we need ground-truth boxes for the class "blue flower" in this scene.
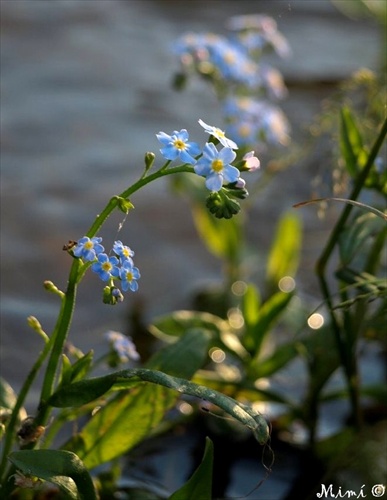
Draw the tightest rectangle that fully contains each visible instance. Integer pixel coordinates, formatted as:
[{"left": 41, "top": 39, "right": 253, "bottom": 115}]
[
  {"left": 91, "top": 253, "right": 120, "bottom": 281},
  {"left": 73, "top": 236, "right": 104, "bottom": 262},
  {"left": 113, "top": 240, "right": 134, "bottom": 265},
  {"left": 120, "top": 260, "right": 141, "bottom": 292},
  {"left": 198, "top": 119, "right": 238, "bottom": 149},
  {"left": 223, "top": 97, "right": 290, "bottom": 148},
  {"left": 105, "top": 330, "right": 140, "bottom": 362},
  {"left": 194, "top": 142, "right": 239, "bottom": 191},
  {"left": 156, "top": 129, "right": 201, "bottom": 165}
]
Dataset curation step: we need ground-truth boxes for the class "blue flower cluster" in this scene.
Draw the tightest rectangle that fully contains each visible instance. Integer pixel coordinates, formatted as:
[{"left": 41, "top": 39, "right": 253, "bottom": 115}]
[
  {"left": 73, "top": 237, "right": 140, "bottom": 293},
  {"left": 171, "top": 13, "right": 291, "bottom": 152},
  {"left": 223, "top": 97, "right": 290, "bottom": 148},
  {"left": 157, "top": 119, "right": 259, "bottom": 193},
  {"left": 105, "top": 330, "right": 140, "bottom": 364}
]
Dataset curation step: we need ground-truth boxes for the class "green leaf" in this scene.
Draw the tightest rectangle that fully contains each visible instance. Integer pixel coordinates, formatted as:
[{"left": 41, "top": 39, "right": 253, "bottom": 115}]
[
  {"left": 192, "top": 202, "right": 242, "bottom": 262},
  {"left": 244, "top": 291, "right": 293, "bottom": 357},
  {"left": 168, "top": 437, "right": 213, "bottom": 500},
  {"left": 60, "top": 354, "right": 73, "bottom": 387},
  {"left": 146, "top": 328, "right": 210, "bottom": 375},
  {"left": 54, "top": 368, "right": 268, "bottom": 445},
  {"left": 0, "top": 377, "right": 27, "bottom": 424},
  {"left": 339, "top": 211, "right": 386, "bottom": 265},
  {"left": 48, "top": 372, "right": 117, "bottom": 408},
  {"left": 149, "top": 310, "right": 226, "bottom": 341},
  {"left": 8, "top": 450, "right": 97, "bottom": 500},
  {"left": 242, "top": 284, "right": 261, "bottom": 330},
  {"left": 303, "top": 325, "right": 341, "bottom": 398},
  {"left": 60, "top": 330, "right": 211, "bottom": 469},
  {"left": 266, "top": 211, "right": 302, "bottom": 287},
  {"left": 340, "top": 106, "right": 367, "bottom": 177},
  {"left": 149, "top": 310, "right": 248, "bottom": 360},
  {"left": 66, "top": 382, "right": 177, "bottom": 469},
  {"left": 70, "top": 350, "right": 94, "bottom": 382},
  {"left": 249, "top": 340, "right": 300, "bottom": 379}
]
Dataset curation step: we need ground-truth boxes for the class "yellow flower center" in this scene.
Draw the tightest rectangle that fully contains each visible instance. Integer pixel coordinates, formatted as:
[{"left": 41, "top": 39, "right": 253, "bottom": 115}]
[
  {"left": 85, "top": 241, "right": 93, "bottom": 250},
  {"left": 125, "top": 271, "right": 134, "bottom": 281},
  {"left": 211, "top": 159, "right": 224, "bottom": 173},
  {"left": 214, "top": 128, "right": 225, "bottom": 138},
  {"left": 102, "top": 262, "right": 112, "bottom": 272},
  {"left": 173, "top": 139, "right": 186, "bottom": 151},
  {"left": 224, "top": 51, "right": 236, "bottom": 65},
  {"left": 239, "top": 124, "right": 252, "bottom": 137}
]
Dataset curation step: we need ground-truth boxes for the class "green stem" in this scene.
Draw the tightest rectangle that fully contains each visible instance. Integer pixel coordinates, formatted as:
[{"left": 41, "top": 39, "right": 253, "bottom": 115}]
[
  {"left": 1, "top": 162, "right": 196, "bottom": 489},
  {"left": 36, "top": 164, "right": 194, "bottom": 425},
  {"left": 87, "top": 164, "right": 193, "bottom": 238},
  {"left": 0, "top": 327, "right": 59, "bottom": 481},
  {"left": 35, "top": 259, "right": 80, "bottom": 427}
]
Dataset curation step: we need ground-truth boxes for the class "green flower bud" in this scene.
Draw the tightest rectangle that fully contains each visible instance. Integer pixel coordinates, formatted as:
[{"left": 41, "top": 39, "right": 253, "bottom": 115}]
[
  {"left": 115, "top": 196, "right": 134, "bottom": 214},
  {"left": 144, "top": 151, "right": 156, "bottom": 171},
  {"left": 206, "top": 190, "right": 240, "bottom": 219},
  {"left": 103, "top": 285, "right": 124, "bottom": 305},
  {"left": 224, "top": 183, "right": 249, "bottom": 200},
  {"left": 43, "top": 280, "right": 65, "bottom": 298}
]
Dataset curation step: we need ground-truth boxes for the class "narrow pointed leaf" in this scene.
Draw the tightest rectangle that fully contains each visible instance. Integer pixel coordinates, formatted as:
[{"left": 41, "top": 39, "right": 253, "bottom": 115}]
[
  {"left": 266, "top": 211, "right": 302, "bottom": 287},
  {"left": 60, "top": 330, "right": 211, "bottom": 469},
  {"left": 169, "top": 437, "right": 213, "bottom": 500}
]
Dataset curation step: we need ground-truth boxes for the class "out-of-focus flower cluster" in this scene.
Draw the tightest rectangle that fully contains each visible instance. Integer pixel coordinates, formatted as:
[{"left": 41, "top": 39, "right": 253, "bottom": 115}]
[
  {"left": 104, "top": 330, "right": 140, "bottom": 367},
  {"left": 172, "top": 14, "right": 291, "bottom": 153},
  {"left": 72, "top": 237, "right": 140, "bottom": 303}
]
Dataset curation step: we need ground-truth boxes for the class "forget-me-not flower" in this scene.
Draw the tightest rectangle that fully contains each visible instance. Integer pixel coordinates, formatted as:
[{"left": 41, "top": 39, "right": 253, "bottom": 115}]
[
  {"left": 73, "top": 236, "right": 104, "bottom": 262},
  {"left": 91, "top": 253, "right": 120, "bottom": 282},
  {"left": 120, "top": 260, "right": 141, "bottom": 292},
  {"left": 105, "top": 330, "right": 140, "bottom": 363},
  {"left": 194, "top": 142, "right": 239, "bottom": 192},
  {"left": 156, "top": 129, "right": 201, "bottom": 165},
  {"left": 198, "top": 119, "right": 238, "bottom": 149},
  {"left": 113, "top": 240, "right": 134, "bottom": 265}
]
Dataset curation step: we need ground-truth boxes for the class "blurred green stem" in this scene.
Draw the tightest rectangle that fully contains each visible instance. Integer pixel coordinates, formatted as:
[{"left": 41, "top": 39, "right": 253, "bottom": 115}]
[{"left": 315, "top": 117, "right": 387, "bottom": 431}]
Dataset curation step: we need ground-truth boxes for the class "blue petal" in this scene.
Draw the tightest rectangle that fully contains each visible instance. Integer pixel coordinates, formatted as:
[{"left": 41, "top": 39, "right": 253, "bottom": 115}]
[
  {"left": 179, "top": 150, "right": 196, "bottom": 165},
  {"left": 160, "top": 145, "right": 179, "bottom": 160},
  {"left": 205, "top": 173, "right": 223, "bottom": 191},
  {"left": 187, "top": 142, "right": 201, "bottom": 156},
  {"left": 223, "top": 165, "right": 240, "bottom": 183},
  {"left": 203, "top": 142, "right": 218, "bottom": 159},
  {"left": 177, "top": 129, "right": 189, "bottom": 141},
  {"left": 219, "top": 147, "right": 237, "bottom": 164},
  {"left": 194, "top": 160, "right": 212, "bottom": 176},
  {"left": 156, "top": 132, "right": 172, "bottom": 145}
]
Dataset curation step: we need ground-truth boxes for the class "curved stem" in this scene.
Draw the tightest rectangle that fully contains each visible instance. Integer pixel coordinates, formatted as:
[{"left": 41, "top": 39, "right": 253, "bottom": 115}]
[
  {"left": 87, "top": 165, "right": 194, "bottom": 238},
  {"left": 1, "top": 162, "right": 196, "bottom": 489}
]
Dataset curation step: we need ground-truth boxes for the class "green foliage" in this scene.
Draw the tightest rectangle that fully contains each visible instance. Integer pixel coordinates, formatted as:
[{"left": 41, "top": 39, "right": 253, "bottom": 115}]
[
  {"left": 8, "top": 450, "right": 97, "bottom": 500},
  {"left": 1, "top": 22, "right": 386, "bottom": 496},
  {"left": 168, "top": 437, "right": 213, "bottom": 500},
  {"left": 266, "top": 211, "right": 302, "bottom": 287},
  {"left": 340, "top": 105, "right": 367, "bottom": 177}
]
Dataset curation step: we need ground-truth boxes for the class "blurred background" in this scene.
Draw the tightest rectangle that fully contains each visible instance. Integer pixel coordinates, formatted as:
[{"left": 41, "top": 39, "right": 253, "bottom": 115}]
[{"left": 0, "top": 1, "right": 384, "bottom": 497}]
